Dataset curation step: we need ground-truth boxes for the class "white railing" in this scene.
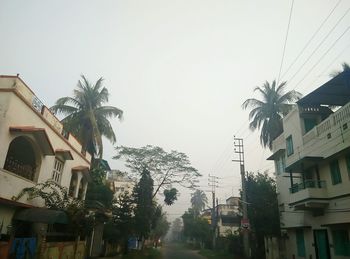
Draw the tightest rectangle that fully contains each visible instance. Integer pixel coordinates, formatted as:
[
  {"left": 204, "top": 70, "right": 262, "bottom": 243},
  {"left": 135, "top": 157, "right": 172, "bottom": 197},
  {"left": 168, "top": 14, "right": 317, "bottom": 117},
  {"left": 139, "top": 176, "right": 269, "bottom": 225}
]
[
  {"left": 316, "top": 117, "right": 332, "bottom": 136},
  {"left": 303, "top": 127, "right": 317, "bottom": 144},
  {"left": 333, "top": 102, "right": 350, "bottom": 126}
]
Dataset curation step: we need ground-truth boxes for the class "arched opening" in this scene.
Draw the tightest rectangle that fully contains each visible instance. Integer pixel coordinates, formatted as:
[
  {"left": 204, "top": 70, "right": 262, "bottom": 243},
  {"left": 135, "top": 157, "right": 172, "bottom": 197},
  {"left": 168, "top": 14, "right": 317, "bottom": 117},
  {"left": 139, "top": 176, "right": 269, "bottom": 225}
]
[
  {"left": 4, "top": 136, "right": 39, "bottom": 181},
  {"left": 69, "top": 174, "right": 78, "bottom": 197}
]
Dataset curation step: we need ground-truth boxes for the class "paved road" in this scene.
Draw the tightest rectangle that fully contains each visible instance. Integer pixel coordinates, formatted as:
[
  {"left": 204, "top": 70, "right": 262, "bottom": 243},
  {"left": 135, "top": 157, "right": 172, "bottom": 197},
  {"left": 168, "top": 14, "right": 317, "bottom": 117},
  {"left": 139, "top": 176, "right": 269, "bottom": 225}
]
[{"left": 161, "top": 243, "right": 206, "bottom": 259}]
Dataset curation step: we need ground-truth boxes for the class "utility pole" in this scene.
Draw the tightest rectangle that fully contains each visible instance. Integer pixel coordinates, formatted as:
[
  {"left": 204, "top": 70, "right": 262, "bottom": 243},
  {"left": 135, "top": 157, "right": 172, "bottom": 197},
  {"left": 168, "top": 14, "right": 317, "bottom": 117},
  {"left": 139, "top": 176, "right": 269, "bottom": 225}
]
[
  {"left": 208, "top": 174, "right": 219, "bottom": 249},
  {"left": 233, "top": 137, "right": 250, "bottom": 258}
]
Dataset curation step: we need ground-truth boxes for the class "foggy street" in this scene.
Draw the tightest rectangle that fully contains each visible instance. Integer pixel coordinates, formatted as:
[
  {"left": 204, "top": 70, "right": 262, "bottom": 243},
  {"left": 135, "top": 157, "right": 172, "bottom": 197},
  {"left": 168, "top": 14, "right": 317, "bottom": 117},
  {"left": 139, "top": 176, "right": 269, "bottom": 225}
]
[{"left": 161, "top": 243, "right": 205, "bottom": 259}]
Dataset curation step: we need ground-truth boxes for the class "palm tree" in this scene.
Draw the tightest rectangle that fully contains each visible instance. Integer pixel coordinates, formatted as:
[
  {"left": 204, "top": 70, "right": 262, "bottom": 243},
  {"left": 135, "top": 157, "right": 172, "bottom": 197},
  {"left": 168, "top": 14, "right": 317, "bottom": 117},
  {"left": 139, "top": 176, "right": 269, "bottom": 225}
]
[
  {"left": 242, "top": 80, "right": 301, "bottom": 149},
  {"left": 190, "top": 189, "right": 208, "bottom": 217},
  {"left": 51, "top": 75, "right": 123, "bottom": 158},
  {"left": 330, "top": 62, "right": 350, "bottom": 77}
]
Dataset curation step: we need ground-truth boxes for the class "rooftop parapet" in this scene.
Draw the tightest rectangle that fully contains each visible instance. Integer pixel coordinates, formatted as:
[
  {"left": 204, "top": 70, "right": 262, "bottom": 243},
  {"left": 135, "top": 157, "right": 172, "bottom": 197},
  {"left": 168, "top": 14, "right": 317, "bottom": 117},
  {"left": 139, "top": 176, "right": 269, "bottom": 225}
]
[{"left": 0, "top": 75, "right": 91, "bottom": 163}]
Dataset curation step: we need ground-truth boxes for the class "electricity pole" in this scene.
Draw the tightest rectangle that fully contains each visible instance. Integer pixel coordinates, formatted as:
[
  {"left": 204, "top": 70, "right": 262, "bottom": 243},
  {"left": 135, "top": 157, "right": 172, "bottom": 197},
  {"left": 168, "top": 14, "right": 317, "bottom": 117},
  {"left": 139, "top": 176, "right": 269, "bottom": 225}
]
[
  {"left": 233, "top": 137, "right": 250, "bottom": 258},
  {"left": 208, "top": 174, "right": 219, "bottom": 249}
]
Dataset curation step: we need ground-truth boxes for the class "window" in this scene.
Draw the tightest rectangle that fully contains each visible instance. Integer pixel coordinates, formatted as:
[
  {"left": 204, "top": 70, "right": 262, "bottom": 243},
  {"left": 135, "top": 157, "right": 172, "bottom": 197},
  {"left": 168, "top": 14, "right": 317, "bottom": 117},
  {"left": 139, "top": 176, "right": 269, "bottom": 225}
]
[
  {"left": 296, "top": 229, "right": 306, "bottom": 257},
  {"left": 275, "top": 155, "right": 286, "bottom": 175},
  {"left": 332, "top": 230, "right": 350, "bottom": 256},
  {"left": 304, "top": 118, "right": 317, "bottom": 133},
  {"left": 330, "top": 160, "right": 342, "bottom": 185},
  {"left": 345, "top": 155, "right": 350, "bottom": 179},
  {"left": 52, "top": 158, "right": 64, "bottom": 183},
  {"left": 286, "top": 136, "right": 294, "bottom": 156}
]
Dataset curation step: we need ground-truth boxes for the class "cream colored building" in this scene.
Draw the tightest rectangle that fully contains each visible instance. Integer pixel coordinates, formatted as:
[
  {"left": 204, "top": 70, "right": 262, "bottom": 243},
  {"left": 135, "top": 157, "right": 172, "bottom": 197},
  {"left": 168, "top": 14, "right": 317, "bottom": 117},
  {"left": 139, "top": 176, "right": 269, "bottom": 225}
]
[
  {"left": 216, "top": 197, "right": 240, "bottom": 237},
  {"left": 268, "top": 71, "right": 350, "bottom": 259},
  {"left": 107, "top": 170, "right": 135, "bottom": 198},
  {"left": 0, "top": 75, "right": 91, "bottom": 237}
]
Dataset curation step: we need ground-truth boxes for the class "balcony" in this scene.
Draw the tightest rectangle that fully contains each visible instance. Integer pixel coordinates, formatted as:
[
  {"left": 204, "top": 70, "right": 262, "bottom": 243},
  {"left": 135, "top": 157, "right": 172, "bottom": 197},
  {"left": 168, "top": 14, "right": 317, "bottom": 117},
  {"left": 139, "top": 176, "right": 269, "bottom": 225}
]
[
  {"left": 299, "top": 101, "right": 350, "bottom": 159},
  {"left": 289, "top": 180, "right": 329, "bottom": 210}
]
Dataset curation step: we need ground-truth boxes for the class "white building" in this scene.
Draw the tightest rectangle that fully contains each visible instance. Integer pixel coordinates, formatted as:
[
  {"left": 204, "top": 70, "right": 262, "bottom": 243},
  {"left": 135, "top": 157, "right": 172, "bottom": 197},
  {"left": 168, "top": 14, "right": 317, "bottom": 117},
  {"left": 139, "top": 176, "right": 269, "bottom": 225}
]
[
  {"left": 216, "top": 197, "right": 240, "bottom": 237},
  {"left": 107, "top": 170, "right": 135, "bottom": 198},
  {"left": 268, "top": 71, "right": 350, "bottom": 259},
  {"left": 0, "top": 75, "right": 91, "bottom": 239}
]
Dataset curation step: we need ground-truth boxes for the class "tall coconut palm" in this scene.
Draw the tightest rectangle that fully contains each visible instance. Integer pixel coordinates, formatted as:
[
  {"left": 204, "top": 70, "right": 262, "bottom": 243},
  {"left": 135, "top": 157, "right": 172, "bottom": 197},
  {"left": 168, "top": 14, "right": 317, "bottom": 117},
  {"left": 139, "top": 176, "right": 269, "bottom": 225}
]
[
  {"left": 190, "top": 189, "right": 208, "bottom": 217},
  {"left": 51, "top": 75, "right": 123, "bottom": 158},
  {"left": 330, "top": 62, "right": 350, "bottom": 77},
  {"left": 242, "top": 80, "right": 301, "bottom": 149}
]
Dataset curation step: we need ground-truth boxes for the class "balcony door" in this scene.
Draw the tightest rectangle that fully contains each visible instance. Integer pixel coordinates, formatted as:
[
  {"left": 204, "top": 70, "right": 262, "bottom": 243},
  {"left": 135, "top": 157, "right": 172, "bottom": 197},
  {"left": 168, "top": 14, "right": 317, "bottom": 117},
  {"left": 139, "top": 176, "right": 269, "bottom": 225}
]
[{"left": 314, "top": 229, "right": 330, "bottom": 259}]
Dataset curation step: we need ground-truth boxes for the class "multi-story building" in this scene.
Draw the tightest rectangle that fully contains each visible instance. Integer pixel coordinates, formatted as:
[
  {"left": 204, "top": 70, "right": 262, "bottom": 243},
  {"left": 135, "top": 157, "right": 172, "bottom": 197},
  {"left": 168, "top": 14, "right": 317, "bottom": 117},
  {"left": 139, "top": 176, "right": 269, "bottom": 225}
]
[
  {"left": 216, "top": 196, "right": 240, "bottom": 237},
  {"left": 0, "top": 75, "right": 91, "bottom": 247},
  {"left": 268, "top": 71, "right": 350, "bottom": 258},
  {"left": 107, "top": 170, "right": 135, "bottom": 198}
]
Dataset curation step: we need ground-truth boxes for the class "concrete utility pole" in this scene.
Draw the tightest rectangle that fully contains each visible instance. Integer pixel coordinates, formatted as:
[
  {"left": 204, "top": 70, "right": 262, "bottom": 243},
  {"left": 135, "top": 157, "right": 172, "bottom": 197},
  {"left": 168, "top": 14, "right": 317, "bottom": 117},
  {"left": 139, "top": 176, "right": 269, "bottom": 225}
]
[
  {"left": 208, "top": 174, "right": 219, "bottom": 249},
  {"left": 233, "top": 137, "right": 250, "bottom": 258}
]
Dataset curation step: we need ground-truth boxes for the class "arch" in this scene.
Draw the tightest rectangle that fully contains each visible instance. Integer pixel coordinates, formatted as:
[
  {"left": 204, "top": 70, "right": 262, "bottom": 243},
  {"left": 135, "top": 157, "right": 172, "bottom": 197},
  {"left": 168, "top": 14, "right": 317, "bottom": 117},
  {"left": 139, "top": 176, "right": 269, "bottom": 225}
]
[
  {"left": 3, "top": 136, "right": 41, "bottom": 181},
  {"left": 69, "top": 174, "right": 78, "bottom": 197}
]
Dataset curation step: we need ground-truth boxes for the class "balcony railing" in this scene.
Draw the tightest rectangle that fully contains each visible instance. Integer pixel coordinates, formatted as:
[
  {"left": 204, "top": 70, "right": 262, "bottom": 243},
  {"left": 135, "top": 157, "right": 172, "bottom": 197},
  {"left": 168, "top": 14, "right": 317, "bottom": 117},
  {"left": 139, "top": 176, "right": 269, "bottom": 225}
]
[
  {"left": 3, "top": 156, "right": 36, "bottom": 181},
  {"left": 289, "top": 180, "right": 326, "bottom": 194},
  {"left": 303, "top": 102, "right": 350, "bottom": 144}
]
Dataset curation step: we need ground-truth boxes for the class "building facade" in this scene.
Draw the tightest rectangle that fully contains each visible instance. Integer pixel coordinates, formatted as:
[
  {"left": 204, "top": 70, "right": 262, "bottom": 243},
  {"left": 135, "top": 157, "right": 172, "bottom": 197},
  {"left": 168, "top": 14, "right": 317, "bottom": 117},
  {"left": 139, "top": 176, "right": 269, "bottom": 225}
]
[
  {"left": 107, "top": 170, "right": 135, "bottom": 198},
  {"left": 216, "top": 197, "right": 240, "bottom": 237},
  {"left": 0, "top": 75, "right": 91, "bottom": 249},
  {"left": 268, "top": 71, "right": 350, "bottom": 259}
]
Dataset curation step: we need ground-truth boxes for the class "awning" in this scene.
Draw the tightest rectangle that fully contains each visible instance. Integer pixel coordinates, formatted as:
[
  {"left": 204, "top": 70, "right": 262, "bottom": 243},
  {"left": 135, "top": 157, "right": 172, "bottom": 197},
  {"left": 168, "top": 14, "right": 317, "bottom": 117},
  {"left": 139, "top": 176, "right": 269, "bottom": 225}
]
[
  {"left": 13, "top": 208, "right": 68, "bottom": 224},
  {"left": 9, "top": 126, "right": 55, "bottom": 156},
  {"left": 267, "top": 149, "right": 285, "bottom": 160},
  {"left": 297, "top": 70, "right": 350, "bottom": 106},
  {"left": 285, "top": 156, "right": 323, "bottom": 172},
  {"left": 0, "top": 197, "right": 33, "bottom": 208},
  {"left": 55, "top": 149, "right": 73, "bottom": 160},
  {"left": 71, "top": 165, "right": 89, "bottom": 172}
]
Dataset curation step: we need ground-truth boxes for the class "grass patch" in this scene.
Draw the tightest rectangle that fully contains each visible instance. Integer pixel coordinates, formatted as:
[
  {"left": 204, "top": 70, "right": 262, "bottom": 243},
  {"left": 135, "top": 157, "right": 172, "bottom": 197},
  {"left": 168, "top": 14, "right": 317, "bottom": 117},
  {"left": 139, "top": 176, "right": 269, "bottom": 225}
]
[
  {"left": 120, "top": 248, "right": 161, "bottom": 259},
  {"left": 199, "top": 248, "right": 240, "bottom": 259}
]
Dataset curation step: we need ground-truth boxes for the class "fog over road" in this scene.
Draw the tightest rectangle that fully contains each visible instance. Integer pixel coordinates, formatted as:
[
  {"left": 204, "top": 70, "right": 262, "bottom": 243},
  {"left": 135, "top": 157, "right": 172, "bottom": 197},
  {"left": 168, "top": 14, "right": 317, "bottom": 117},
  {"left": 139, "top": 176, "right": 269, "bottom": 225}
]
[{"left": 161, "top": 243, "right": 205, "bottom": 259}]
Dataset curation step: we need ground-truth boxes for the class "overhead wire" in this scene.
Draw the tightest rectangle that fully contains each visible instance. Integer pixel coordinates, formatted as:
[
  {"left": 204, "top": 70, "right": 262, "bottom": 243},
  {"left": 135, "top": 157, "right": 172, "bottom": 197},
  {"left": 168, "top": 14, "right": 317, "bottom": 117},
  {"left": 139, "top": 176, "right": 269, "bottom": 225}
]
[
  {"left": 280, "top": 0, "right": 343, "bottom": 81},
  {"left": 277, "top": 0, "right": 295, "bottom": 84},
  {"left": 285, "top": 5, "right": 350, "bottom": 86},
  {"left": 294, "top": 25, "right": 350, "bottom": 91}
]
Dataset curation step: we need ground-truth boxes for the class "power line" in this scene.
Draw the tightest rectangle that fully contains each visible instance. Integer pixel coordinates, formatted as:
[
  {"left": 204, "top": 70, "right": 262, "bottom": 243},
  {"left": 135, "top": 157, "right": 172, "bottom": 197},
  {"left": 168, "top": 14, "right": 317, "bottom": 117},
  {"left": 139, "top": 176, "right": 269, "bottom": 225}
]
[
  {"left": 295, "top": 26, "right": 350, "bottom": 91},
  {"left": 280, "top": 0, "right": 343, "bottom": 81},
  {"left": 286, "top": 5, "right": 350, "bottom": 86},
  {"left": 277, "top": 0, "right": 295, "bottom": 84}
]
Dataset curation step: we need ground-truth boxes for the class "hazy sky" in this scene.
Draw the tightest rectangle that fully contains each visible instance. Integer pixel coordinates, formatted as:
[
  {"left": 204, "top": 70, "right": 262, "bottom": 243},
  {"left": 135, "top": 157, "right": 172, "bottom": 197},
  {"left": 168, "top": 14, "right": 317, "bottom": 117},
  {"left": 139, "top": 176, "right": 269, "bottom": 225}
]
[{"left": 1, "top": 0, "right": 350, "bottom": 220}]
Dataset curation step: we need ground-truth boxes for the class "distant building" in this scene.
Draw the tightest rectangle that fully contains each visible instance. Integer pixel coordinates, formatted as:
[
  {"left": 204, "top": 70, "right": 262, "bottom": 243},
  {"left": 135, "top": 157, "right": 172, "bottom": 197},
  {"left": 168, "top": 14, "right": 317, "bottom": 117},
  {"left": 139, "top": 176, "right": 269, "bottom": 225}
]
[
  {"left": 216, "top": 197, "right": 241, "bottom": 237},
  {"left": 107, "top": 170, "right": 135, "bottom": 197},
  {"left": 268, "top": 71, "right": 350, "bottom": 258}
]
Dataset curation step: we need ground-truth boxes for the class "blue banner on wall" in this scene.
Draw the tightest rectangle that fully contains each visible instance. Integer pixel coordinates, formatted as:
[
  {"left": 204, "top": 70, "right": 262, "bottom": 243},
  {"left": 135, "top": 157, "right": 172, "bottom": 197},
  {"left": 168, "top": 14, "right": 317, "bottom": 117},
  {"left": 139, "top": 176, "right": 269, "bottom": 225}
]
[{"left": 9, "top": 238, "right": 36, "bottom": 259}]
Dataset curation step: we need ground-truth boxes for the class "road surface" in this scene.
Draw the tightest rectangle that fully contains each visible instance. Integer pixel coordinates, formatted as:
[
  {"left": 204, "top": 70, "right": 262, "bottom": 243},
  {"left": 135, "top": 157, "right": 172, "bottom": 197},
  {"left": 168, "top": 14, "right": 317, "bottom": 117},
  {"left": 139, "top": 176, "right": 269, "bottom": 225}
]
[{"left": 161, "top": 243, "right": 206, "bottom": 259}]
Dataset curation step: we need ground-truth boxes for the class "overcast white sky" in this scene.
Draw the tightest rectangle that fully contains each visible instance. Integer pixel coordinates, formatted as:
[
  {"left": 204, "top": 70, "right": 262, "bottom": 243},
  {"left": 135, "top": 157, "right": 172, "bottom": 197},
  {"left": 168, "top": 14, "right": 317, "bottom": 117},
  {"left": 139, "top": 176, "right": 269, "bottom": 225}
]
[{"left": 1, "top": 0, "right": 350, "bottom": 220}]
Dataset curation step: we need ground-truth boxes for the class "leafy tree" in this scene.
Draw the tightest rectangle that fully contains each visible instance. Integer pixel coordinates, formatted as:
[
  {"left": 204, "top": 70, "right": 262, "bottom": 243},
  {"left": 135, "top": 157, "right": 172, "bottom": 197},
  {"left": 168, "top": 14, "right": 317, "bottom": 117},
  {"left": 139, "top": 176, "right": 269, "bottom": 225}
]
[
  {"left": 51, "top": 75, "right": 123, "bottom": 158},
  {"left": 330, "top": 62, "right": 350, "bottom": 77},
  {"left": 190, "top": 189, "right": 208, "bottom": 217},
  {"left": 182, "top": 208, "right": 211, "bottom": 248},
  {"left": 150, "top": 206, "right": 170, "bottom": 247},
  {"left": 242, "top": 80, "right": 301, "bottom": 149},
  {"left": 245, "top": 172, "right": 280, "bottom": 258},
  {"left": 163, "top": 188, "right": 178, "bottom": 205},
  {"left": 105, "top": 191, "right": 135, "bottom": 253},
  {"left": 133, "top": 168, "right": 154, "bottom": 241},
  {"left": 114, "top": 145, "right": 200, "bottom": 199},
  {"left": 15, "top": 180, "right": 93, "bottom": 236}
]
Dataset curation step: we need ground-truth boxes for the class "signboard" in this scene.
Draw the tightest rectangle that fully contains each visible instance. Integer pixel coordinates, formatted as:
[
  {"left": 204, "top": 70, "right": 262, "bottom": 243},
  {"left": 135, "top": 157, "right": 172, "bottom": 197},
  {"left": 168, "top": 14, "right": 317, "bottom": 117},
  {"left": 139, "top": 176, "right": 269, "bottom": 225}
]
[{"left": 241, "top": 218, "right": 250, "bottom": 229}]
